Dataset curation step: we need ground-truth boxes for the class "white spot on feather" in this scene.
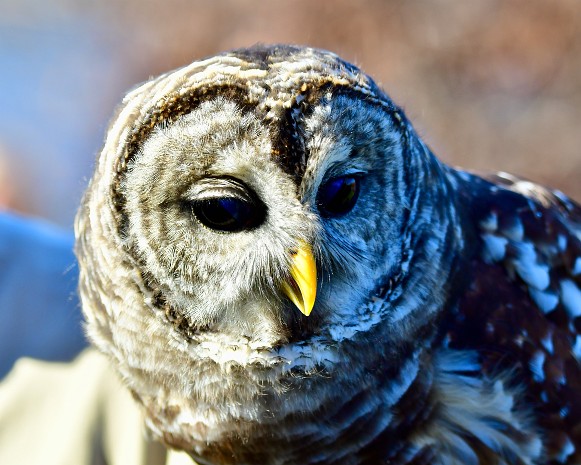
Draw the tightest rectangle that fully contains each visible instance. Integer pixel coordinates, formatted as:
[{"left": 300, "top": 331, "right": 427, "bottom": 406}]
[
  {"left": 557, "top": 234, "right": 567, "bottom": 252},
  {"left": 482, "top": 234, "right": 508, "bottom": 262},
  {"left": 480, "top": 213, "right": 498, "bottom": 232},
  {"left": 572, "top": 257, "right": 581, "bottom": 276},
  {"left": 529, "top": 351, "right": 546, "bottom": 382},
  {"left": 572, "top": 335, "right": 581, "bottom": 361},
  {"left": 502, "top": 219, "right": 524, "bottom": 241},
  {"left": 512, "top": 242, "right": 550, "bottom": 290},
  {"left": 559, "top": 279, "right": 581, "bottom": 318},
  {"left": 555, "top": 435, "right": 575, "bottom": 463},
  {"left": 529, "top": 288, "right": 559, "bottom": 313},
  {"left": 540, "top": 331, "right": 554, "bottom": 355}
]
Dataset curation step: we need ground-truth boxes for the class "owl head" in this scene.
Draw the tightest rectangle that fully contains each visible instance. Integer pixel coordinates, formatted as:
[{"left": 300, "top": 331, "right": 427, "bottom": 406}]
[{"left": 76, "top": 45, "right": 463, "bottom": 460}]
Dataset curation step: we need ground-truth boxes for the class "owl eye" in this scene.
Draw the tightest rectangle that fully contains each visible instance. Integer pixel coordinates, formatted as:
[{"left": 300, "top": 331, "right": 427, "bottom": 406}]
[
  {"left": 317, "top": 175, "right": 361, "bottom": 217},
  {"left": 192, "top": 197, "right": 264, "bottom": 232}
]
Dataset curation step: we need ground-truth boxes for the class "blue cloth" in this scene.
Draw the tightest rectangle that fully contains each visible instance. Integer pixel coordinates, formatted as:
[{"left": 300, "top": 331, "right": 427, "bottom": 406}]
[{"left": 0, "top": 212, "right": 86, "bottom": 378}]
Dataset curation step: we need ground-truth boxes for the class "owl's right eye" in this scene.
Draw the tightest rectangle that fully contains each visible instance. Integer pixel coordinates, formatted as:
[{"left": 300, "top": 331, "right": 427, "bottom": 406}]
[{"left": 192, "top": 197, "right": 265, "bottom": 232}]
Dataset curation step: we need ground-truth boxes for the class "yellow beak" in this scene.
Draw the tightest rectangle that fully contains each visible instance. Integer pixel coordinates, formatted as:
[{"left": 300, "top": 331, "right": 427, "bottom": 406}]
[{"left": 281, "top": 241, "right": 317, "bottom": 316}]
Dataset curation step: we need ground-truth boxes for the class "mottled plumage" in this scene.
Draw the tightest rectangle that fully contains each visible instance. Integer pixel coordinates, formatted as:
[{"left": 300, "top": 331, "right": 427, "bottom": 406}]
[{"left": 75, "top": 45, "right": 581, "bottom": 465}]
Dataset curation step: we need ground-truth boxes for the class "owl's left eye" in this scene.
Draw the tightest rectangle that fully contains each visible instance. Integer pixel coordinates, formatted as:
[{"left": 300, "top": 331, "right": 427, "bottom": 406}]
[{"left": 317, "top": 175, "right": 361, "bottom": 218}]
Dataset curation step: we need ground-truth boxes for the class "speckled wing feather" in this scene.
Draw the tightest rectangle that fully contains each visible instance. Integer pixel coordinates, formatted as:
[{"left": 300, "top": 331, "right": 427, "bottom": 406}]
[{"left": 446, "top": 170, "right": 581, "bottom": 464}]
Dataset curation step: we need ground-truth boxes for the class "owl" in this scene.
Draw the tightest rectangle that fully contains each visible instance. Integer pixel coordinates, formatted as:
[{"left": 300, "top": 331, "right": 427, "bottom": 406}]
[{"left": 75, "top": 45, "right": 581, "bottom": 465}]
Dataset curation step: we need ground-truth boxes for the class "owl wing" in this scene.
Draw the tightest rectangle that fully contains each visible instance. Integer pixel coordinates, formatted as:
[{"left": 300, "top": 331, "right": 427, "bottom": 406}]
[{"left": 445, "top": 170, "right": 581, "bottom": 464}]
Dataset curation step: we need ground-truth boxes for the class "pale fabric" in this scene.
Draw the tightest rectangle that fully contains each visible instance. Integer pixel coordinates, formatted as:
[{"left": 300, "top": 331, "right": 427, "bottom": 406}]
[{"left": 0, "top": 349, "right": 194, "bottom": 465}]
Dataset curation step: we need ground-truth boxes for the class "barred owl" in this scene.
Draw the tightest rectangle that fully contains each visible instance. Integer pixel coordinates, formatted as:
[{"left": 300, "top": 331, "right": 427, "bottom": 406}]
[{"left": 75, "top": 45, "right": 581, "bottom": 465}]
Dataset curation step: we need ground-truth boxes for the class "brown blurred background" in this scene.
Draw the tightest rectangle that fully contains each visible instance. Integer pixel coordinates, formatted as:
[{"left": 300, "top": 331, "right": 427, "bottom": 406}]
[{"left": 1, "top": 0, "right": 580, "bottom": 229}]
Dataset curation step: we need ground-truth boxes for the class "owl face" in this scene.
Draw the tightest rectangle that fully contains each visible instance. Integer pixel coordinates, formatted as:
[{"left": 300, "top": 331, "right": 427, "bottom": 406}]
[
  {"left": 123, "top": 91, "right": 407, "bottom": 344},
  {"left": 77, "top": 46, "right": 462, "bottom": 462}
]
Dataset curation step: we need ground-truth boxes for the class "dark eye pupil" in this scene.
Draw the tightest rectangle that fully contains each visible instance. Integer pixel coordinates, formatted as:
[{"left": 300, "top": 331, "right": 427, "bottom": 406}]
[
  {"left": 317, "top": 176, "right": 360, "bottom": 217},
  {"left": 193, "top": 197, "right": 263, "bottom": 232}
]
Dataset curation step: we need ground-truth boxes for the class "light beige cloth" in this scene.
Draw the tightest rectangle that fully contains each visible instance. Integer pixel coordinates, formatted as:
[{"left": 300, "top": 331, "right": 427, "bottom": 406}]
[{"left": 0, "top": 349, "right": 194, "bottom": 465}]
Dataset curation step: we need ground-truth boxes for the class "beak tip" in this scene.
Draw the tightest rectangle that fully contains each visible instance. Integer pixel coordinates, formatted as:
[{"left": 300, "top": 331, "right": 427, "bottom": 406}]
[
  {"left": 301, "top": 306, "right": 314, "bottom": 317},
  {"left": 282, "top": 240, "right": 317, "bottom": 317}
]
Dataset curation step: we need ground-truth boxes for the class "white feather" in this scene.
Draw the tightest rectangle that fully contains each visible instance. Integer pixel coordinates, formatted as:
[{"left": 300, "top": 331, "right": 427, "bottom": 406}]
[{"left": 560, "top": 279, "right": 581, "bottom": 318}]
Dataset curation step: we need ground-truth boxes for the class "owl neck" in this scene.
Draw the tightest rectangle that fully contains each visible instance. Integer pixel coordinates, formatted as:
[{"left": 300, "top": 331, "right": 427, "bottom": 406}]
[
  {"left": 140, "top": 339, "right": 541, "bottom": 465},
  {"left": 189, "top": 346, "right": 434, "bottom": 465}
]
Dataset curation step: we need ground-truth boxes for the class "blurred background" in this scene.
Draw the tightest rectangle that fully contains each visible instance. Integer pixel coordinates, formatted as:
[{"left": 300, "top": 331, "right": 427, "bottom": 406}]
[{"left": 1, "top": 0, "right": 580, "bottom": 229}]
